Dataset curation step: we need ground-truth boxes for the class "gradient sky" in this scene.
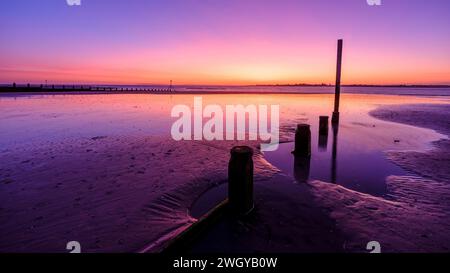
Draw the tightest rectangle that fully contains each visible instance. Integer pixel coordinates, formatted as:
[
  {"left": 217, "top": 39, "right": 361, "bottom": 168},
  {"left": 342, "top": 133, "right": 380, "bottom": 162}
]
[{"left": 1, "top": 0, "right": 449, "bottom": 85}]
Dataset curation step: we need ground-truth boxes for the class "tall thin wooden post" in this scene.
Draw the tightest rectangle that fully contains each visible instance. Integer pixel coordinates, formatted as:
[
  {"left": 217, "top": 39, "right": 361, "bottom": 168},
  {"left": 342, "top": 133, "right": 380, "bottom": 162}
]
[{"left": 332, "top": 39, "right": 343, "bottom": 124}]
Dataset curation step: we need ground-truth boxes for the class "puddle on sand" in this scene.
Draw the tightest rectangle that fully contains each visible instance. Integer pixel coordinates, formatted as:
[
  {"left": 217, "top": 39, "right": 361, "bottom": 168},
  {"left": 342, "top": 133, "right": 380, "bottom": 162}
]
[
  {"left": 190, "top": 184, "right": 227, "bottom": 219},
  {"left": 263, "top": 123, "right": 410, "bottom": 197}
]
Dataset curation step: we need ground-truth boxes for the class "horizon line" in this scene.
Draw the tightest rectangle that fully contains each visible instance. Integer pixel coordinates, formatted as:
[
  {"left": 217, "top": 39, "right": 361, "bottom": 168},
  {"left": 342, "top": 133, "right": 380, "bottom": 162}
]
[{"left": 2, "top": 82, "right": 450, "bottom": 88}]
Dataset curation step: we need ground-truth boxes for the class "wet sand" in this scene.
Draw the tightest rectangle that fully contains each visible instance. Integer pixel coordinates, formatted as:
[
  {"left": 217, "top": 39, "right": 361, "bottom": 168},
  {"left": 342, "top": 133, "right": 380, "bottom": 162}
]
[
  {"left": 370, "top": 104, "right": 450, "bottom": 182},
  {"left": 0, "top": 136, "right": 276, "bottom": 252}
]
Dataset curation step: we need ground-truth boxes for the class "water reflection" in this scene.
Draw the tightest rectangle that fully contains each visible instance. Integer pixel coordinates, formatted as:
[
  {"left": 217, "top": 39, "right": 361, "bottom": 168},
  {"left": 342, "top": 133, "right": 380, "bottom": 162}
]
[
  {"left": 318, "top": 134, "right": 328, "bottom": 151},
  {"left": 264, "top": 117, "right": 417, "bottom": 196},
  {"left": 331, "top": 122, "right": 338, "bottom": 184},
  {"left": 293, "top": 155, "right": 311, "bottom": 183},
  {"left": 318, "top": 116, "right": 329, "bottom": 151}
]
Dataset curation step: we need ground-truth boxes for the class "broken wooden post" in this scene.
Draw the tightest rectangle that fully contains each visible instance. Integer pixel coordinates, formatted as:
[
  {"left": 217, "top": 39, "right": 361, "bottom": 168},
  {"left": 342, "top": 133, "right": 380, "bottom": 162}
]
[
  {"left": 332, "top": 39, "right": 343, "bottom": 124},
  {"left": 292, "top": 124, "right": 311, "bottom": 157},
  {"left": 228, "top": 146, "right": 254, "bottom": 215},
  {"left": 319, "top": 116, "right": 329, "bottom": 135},
  {"left": 12, "top": 82, "right": 16, "bottom": 89},
  {"left": 27, "top": 83, "right": 30, "bottom": 89}
]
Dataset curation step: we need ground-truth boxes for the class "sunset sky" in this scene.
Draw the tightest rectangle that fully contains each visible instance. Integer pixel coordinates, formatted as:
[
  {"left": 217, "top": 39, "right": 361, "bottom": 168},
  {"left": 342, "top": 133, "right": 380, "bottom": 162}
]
[{"left": 0, "top": 0, "right": 449, "bottom": 85}]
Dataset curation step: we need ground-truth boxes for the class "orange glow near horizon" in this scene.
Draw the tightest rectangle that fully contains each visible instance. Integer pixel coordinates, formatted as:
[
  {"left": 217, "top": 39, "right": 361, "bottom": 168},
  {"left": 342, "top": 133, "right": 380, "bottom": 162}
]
[{"left": 2, "top": 41, "right": 449, "bottom": 86}]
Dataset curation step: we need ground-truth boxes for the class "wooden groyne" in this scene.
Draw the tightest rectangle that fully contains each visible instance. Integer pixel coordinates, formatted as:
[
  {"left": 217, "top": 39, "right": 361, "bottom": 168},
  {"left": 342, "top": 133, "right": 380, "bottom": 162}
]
[{"left": 0, "top": 84, "right": 175, "bottom": 93}]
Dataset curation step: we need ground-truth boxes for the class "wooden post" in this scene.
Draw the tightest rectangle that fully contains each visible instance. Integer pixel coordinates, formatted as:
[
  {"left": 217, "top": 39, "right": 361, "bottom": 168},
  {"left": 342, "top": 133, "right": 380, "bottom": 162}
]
[
  {"left": 292, "top": 124, "right": 311, "bottom": 157},
  {"left": 228, "top": 146, "right": 254, "bottom": 215},
  {"left": 332, "top": 39, "right": 343, "bottom": 124},
  {"left": 13, "top": 82, "right": 16, "bottom": 89},
  {"left": 319, "top": 116, "right": 329, "bottom": 135}
]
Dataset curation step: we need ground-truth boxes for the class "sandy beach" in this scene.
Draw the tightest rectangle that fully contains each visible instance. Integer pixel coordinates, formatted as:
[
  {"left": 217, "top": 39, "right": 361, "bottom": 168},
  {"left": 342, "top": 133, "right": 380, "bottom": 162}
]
[{"left": 1, "top": 93, "right": 449, "bottom": 252}]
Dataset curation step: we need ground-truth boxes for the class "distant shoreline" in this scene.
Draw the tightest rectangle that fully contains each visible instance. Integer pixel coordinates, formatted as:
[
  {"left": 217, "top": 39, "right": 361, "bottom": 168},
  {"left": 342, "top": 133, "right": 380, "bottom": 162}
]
[
  {"left": 2, "top": 84, "right": 450, "bottom": 89},
  {"left": 254, "top": 84, "right": 450, "bottom": 88},
  {"left": 1, "top": 85, "right": 450, "bottom": 96}
]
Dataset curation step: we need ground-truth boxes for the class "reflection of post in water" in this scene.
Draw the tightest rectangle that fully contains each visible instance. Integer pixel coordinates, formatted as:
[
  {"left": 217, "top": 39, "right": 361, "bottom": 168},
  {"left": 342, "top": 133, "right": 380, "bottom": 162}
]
[
  {"left": 293, "top": 155, "right": 311, "bottom": 183},
  {"left": 292, "top": 124, "right": 311, "bottom": 183},
  {"left": 318, "top": 134, "right": 328, "bottom": 151},
  {"left": 331, "top": 122, "right": 339, "bottom": 183},
  {"left": 318, "top": 116, "right": 329, "bottom": 151}
]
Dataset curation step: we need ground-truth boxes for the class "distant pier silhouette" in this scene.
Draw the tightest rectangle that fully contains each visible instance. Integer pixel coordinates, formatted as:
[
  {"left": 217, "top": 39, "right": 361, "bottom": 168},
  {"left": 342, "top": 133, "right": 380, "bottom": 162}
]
[{"left": 0, "top": 82, "right": 176, "bottom": 93}]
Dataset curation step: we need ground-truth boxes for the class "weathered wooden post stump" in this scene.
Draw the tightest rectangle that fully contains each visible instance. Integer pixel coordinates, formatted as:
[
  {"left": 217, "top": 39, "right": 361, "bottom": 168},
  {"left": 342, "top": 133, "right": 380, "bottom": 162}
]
[
  {"left": 292, "top": 124, "right": 311, "bottom": 157},
  {"left": 228, "top": 146, "right": 254, "bottom": 216}
]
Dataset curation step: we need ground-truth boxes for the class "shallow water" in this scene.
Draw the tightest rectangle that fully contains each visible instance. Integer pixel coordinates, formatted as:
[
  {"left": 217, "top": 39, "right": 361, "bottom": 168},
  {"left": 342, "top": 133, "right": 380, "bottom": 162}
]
[
  {"left": 263, "top": 128, "right": 409, "bottom": 196},
  {"left": 0, "top": 93, "right": 447, "bottom": 197},
  {"left": 0, "top": 93, "right": 447, "bottom": 147}
]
